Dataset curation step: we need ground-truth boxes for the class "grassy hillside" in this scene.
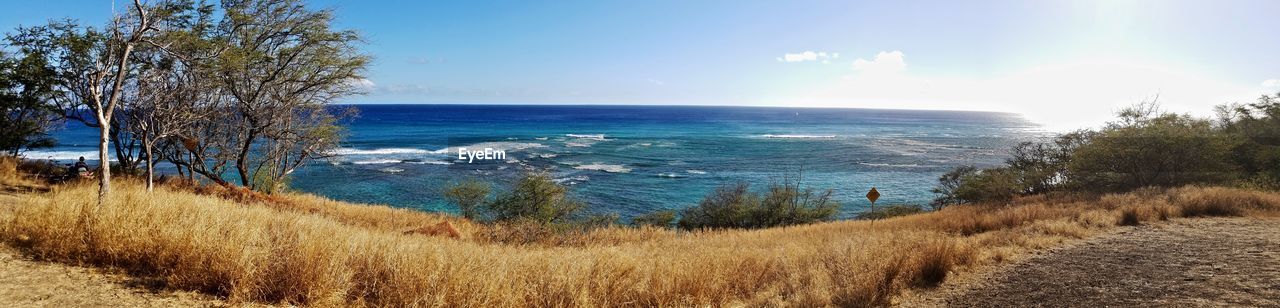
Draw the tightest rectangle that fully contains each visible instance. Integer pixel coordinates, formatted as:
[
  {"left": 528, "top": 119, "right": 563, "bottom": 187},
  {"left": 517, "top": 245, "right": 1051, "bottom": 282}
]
[{"left": 2, "top": 164, "right": 1277, "bottom": 306}]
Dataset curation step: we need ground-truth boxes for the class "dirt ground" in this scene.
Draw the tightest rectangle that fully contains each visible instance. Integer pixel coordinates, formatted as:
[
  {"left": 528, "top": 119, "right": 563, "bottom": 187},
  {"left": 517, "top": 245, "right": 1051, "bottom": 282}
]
[
  {"left": 906, "top": 217, "right": 1280, "bottom": 307},
  {"left": 0, "top": 246, "right": 230, "bottom": 307}
]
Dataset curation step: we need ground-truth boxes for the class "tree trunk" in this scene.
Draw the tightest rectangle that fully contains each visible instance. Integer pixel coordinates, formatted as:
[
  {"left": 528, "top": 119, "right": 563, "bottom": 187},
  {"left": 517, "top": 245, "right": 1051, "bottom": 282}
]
[
  {"left": 143, "top": 134, "right": 154, "bottom": 192},
  {"left": 97, "top": 117, "right": 112, "bottom": 204},
  {"left": 236, "top": 130, "right": 256, "bottom": 186}
]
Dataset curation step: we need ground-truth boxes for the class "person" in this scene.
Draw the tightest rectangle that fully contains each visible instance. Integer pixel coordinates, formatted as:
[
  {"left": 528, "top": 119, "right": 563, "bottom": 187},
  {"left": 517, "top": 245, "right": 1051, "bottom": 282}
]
[{"left": 74, "top": 156, "right": 89, "bottom": 175}]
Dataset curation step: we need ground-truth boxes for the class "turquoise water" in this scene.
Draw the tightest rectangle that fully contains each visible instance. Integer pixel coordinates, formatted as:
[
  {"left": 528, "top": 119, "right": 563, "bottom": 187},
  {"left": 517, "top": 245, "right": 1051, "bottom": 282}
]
[{"left": 34, "top": 104, "right": 1040, "bottom": 220}]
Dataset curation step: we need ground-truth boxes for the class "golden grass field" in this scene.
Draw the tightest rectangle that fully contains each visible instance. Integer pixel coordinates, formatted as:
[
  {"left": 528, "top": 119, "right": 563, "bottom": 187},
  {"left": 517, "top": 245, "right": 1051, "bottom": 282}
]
[{"left": 1, "top": 157, "right": 1278, "bottom": 307}]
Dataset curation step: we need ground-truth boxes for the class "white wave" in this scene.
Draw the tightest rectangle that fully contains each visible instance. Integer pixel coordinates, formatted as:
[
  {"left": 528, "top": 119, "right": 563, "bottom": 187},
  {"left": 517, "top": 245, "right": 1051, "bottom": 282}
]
[
  {"left": 553, "top": 175, "right": 590, "bottom": 184},
  {"left": 859, "top": 162, "right": 928, "bottom": 168},
  {"left": 21, "top": 150, "right": 104, "bottom": 161},
  {"left": 566, "top": 134, "right": 609, "bottom": 141},
  {"left": 685, "top": 169, "right": 707, "bottom": 175},
  {"left": 535, "top": 153, "right": 558, "bottom": 159},
  {"left": 657, "top": 172, "right": 686, "bottom": 178},
  {"left": 535, "top": 137, "right": 549, "bottom": 141},
  {"left": 573, "top": 163, "right": 632, "bottom": 173},
  {"left": 565, "top": 142, "right": 592, "bottom": 148},
  {"left": 379, "top": 167, "right": 405, "bottom": 173},
  {"left": 352, "top": 159, "right": 403, "bottom": 165},
  {"left": 430, "top": 142, "right": 547, "bottom": 154},
  {"left": 405, "top": 160, "right": 452, "bottom": 165},
  {"left": 331, "top": 148, "right": 431, "bottom": 155},
  {"left": 759, "top": 134, "right": 837, "bottom": 139}
]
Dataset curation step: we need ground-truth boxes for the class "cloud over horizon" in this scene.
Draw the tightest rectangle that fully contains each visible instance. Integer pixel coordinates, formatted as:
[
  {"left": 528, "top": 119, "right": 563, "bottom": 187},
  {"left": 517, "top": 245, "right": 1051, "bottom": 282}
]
[
  {"left": 794, "top": 51, "right": 1269, "bottom": 131},
  {"left": 777, "top": 51, "right": 839, "bottom": 63}
]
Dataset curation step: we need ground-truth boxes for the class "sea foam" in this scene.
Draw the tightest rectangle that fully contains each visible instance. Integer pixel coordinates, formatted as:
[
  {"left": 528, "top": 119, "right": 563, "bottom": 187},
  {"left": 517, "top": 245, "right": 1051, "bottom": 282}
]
[
  {"left": 566, "top": 134, "right": 609, "bottom": 141},
  {"left": 759, "top": 134, "right": 837, "bottom": 139},
  {"left": 573, "top": 163, "right": 632, "bottom": 173}
]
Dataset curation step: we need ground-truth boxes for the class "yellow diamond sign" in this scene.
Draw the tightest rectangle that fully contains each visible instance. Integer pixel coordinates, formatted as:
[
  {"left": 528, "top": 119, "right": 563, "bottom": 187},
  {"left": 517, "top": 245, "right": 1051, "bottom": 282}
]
[{"left": 866, "top": 187, "right": 880, "bottom": 204}]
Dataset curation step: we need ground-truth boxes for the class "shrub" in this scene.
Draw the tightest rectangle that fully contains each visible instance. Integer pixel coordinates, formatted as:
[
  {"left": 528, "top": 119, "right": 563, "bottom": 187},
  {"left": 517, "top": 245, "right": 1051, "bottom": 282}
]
[
  {"left": 932, "top": 166, "right": 1020, "bottom": 206},
  {"left": 1069, "top": 104, "right": 1238, "bottom": 192},
  {"left": 443, "top": 178, "right": 491, "bottom": 219},
  {"left": 678, "top": 182, "right": 754, "bottom": 229},
  {"left": 678, "top": 180, "right": 839, "bottom": 230},
  {"left": 856, "top": 204, "right": 924, "bottom": 220},
  {"left": 632, "top": 209, "right": 676, "bottom": 227},
  {"left": 578, "top": 213, "right": 619, "bottom": 229},
  {"left": 1117, "top": 208, "right": 1140, "bottom": 226},
  {"left": 931, "top": 166, "right": 977, "bottom": 208},
  {"left": 961, "top": 168, "right": 1022, "bottom": 203},
  {"left": 486, "top": 173, "right": 584, "bottom": 224}
]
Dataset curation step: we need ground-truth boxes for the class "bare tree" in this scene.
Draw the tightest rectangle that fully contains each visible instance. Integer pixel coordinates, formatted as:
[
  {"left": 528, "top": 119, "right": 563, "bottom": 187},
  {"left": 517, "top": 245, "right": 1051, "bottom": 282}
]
[{"left": 126, "top": 0, "right": 216, "bottom": 191}]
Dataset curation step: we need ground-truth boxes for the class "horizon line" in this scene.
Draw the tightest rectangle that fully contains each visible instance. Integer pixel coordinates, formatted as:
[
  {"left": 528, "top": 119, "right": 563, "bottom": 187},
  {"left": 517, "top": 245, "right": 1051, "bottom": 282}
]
[{"left": 335, "top": 101, "right": 1021, "bottom": 116}]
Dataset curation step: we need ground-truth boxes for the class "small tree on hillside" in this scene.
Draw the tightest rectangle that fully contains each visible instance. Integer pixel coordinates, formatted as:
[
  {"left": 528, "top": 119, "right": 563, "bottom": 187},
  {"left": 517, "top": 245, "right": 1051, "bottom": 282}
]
[
  {"left": 931, "top": 165, "right": 977, "bottom": 209},
  {"left": 1069, "top": 103, "right": 1238, "bottom": 191},
  {"left": 444, "top": 178, "right": 491, "bottom": 220},
  {"left": 0, "top": 51, "right": 59, "bottom": 156},
  {"left": 486, "top": 173, "right": 584, "bottom": 224}
]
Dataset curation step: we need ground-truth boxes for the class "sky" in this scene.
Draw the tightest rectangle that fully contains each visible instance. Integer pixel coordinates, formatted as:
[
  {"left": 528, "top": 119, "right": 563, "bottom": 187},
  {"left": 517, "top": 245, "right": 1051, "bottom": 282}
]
[{"left": 3, "top": 0, "right": 1280, "bottom": 130}]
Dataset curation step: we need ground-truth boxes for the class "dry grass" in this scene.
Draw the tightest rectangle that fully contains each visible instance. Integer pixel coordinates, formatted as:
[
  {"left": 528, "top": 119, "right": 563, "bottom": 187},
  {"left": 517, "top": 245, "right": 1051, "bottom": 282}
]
[
  {"left": 0, "top": 156, "right": 44, "bottom": 190},
  {"left": 1, "top": 174, "right": 1277, "bottom": 306}
]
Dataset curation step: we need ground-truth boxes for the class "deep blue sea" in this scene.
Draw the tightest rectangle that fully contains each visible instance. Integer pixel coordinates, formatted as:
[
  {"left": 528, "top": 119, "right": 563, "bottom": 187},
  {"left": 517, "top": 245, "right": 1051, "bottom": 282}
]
[{"left": 33, "top": 105, "right": 1040, "bottom": 220}]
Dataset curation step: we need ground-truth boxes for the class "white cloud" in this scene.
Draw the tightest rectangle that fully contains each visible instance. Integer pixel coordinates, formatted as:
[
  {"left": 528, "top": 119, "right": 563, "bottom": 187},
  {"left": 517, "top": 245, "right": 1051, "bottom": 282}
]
[
  {"left": 778, "top": 51, "right": 838, "bottom": 63},
  {"left": 646, "top": 78, "right": 666, "bottom": 86},
  {"left": 851, "top": 51, "right": 906, "bottom": 74},
  {"left": 791, "top": 51, "right": 1267, "bottom": 131},
  {"left": 1263, "top": 79, "right": 1280, "bottom": 88}
]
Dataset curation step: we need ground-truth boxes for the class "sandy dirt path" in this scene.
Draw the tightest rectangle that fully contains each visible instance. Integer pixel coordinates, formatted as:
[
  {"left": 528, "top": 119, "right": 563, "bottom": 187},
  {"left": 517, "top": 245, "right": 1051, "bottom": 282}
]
[
  {"left": 0, "top": 246, "right": 230, "bottom": 307},
  {"left": 909, "top": 217, "right": 1280, "bottom": 307}
]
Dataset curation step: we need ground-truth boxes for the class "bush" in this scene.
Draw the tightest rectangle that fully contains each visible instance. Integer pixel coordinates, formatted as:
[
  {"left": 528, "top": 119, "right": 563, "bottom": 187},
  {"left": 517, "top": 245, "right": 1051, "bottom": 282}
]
[
  {"left": 486, "top": 173, "right": 584, "bottom": 225},
  {"left": 678, "top": 182, "right": 754, "bottom": 229},
  {"left": 1069, "top": 104, "right": 1238, "bottom": 192},
  {"left": 632, "top": 210, "right": 676, "bottom": 228},
  {"left": 1117, "top": 208, "right": 1140, "bottom": 226},
  {"left": 931, "top": 166, "right": 977, "bottom": 208},
  {"left": 578, "top": 213, "right": 620, "bottom": 229},
  {"left": 678, "top": 180, "right": 839, "bottom": 230},
  {"left": 443, "top": 178, "right": 491, "bottom": 219},
  {"left": 856, "top": 204, "right": 924, "bottom": 220},
  {"left": 932, "top": 166, "right": 1020, "bottom": 206}
]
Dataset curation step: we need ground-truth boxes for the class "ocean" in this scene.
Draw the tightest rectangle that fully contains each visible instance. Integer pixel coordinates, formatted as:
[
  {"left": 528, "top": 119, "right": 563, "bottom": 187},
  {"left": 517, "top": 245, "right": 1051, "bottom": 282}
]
[{"left": 31, "top": 104, "right": 1040, "bottom": 220}]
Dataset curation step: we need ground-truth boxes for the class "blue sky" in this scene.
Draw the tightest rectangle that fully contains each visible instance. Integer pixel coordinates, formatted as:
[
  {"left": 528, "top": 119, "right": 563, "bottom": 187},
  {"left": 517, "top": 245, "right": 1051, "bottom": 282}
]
[{"left": 4, "top": 0, "right": 1280, "bottom": 128}]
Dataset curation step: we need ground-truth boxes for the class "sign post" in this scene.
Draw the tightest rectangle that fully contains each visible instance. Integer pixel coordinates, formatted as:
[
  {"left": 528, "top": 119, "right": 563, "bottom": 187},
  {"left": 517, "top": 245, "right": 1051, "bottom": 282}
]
[{"left": 866, "top": 187, "right": 880, "bottom": 219}]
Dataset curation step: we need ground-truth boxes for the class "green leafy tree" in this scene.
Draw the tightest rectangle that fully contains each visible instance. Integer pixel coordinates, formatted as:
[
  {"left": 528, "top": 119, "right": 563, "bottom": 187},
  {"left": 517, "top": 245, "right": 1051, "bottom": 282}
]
[
  {"left": 1217, "top": 92, "right": 1280, "bottom": 189},
  {"left": 1069, "top": 103, "right": 1238, "bottom": 191},
  {"left": 953, "top": 167, "right": 1021, "bottom": 203},
  {"left": 678, "top": 179, "right": 839, "bottom": 230},
  {"left": 931, "top": 165, "right": 977, "bottom": 208},
  {"left": 678, "top": 182, "right": 756, "bottom": 229},
  {"left": 0, "top": 51, "right": 59, "bottom": 156},
  {"left": 443, "top": 178, "right": 491, "bottom": 220},
  {"left": 486, "top": 173, "right": 585, "bottom": 224},
  {"left": 6, "top": 1, "right": 160, "bottom": 202}
]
